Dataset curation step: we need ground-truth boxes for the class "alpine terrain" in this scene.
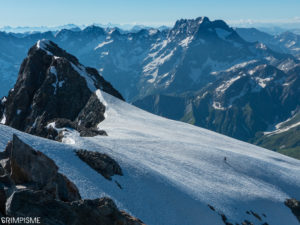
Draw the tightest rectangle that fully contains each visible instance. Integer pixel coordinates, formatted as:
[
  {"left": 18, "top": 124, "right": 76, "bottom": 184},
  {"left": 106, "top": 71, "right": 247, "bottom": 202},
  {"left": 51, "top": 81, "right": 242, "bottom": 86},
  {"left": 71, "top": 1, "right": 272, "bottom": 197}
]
[
  {"left": 0, "top": 17, "right": 299, "bottom": 159},
  {"left": 0, "top": 40, "right": 299, "bottom": 225}
]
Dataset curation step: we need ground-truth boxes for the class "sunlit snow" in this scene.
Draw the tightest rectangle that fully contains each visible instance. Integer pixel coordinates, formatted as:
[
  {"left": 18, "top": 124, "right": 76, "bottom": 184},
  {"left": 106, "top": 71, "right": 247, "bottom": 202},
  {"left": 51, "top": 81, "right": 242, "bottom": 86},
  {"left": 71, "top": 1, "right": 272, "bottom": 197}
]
[{"left": 0, "top": 92, "right": 299, "bottom": 225}]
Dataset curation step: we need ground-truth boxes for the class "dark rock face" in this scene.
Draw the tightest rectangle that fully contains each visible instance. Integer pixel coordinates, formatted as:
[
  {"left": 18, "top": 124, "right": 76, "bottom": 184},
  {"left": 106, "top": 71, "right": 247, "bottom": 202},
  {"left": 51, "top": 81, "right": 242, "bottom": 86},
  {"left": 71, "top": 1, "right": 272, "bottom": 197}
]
[
  {"left": 75, "top": 149, "right": 123, "bottom": 180},
  {"left": 51, "top": 118, "right": 78, "bottom": 130},
  {"left": 0, "top": 40, "right": 123, "bottom": 140},
  {"left": 0, "top": 98, "right": 4, "bottom": 119},
  {"left": 79, "top": 128, "right": 107, "bottom": 137},
  {"left": 7, "top": 190, "right": 145, "bottom": 225},
  {"left": 1, "top": 135, "right": 144, "bottom": 225},
  {"left": 285, "top": 198, "right": 300, "bottom": 222},
  {"left": 4, "top": 134, "right": 81, "bottom": 202},
  {"left": 76, "top": 93, "right": 106, "bottom": 129},
  {"left": 46, "top": 118, "right": 108, "bottom": 142}
]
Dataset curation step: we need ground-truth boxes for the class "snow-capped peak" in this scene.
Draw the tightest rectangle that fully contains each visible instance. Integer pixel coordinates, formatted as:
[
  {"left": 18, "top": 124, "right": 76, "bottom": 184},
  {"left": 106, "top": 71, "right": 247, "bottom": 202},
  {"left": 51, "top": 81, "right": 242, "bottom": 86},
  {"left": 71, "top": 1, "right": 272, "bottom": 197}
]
[
  {"left": 36, "top": 39, "right": 51, "bottom": 49},
  {"left": 36, "top": 39, "right": 54, "bottom": 55}
]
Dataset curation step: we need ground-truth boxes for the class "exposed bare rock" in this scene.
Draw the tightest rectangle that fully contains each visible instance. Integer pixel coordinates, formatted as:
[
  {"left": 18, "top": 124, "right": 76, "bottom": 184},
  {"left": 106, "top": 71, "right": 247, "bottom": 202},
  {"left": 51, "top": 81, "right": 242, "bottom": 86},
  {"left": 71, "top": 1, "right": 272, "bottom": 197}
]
[
  {"left": 79, "top": 128, "right": 107, "bottom": 137},
  {"left": 6, "top": 134, "right": 81, "bottom": 202},
  {"left": 76, "top": 93, "right": 106, "bottom": 129},
  {"left": 51, "top": 118, "right": 78, "bottom": 130},
  {"left": 285, "top": 198, "right": 300, "bottom": 222},
  {"left": 48, "top": 117, "right": 108, "bottom": 138},
  {"left": 6, "top": 190, "right": 145, "bottom": 225},
  {"left": 9, "top": 135, "right": 58, "bottom": 185},
  {"left": 0, "top": 135, "right": 144, "bottom": 225},
  {"left": 0, "top": 98, "right": 4, "bottom": 120},
  {"left": 120, "top": 211, "right": 147, "bottom": 225},
  {"left": 0, "top": 187, "right": 6, "bottom": 215},
  {"left": 75, "top": 149, "right": 123, "bottom": 180},
  {"left": 1, "top": 40, "right": 123, "bottom": 141}
]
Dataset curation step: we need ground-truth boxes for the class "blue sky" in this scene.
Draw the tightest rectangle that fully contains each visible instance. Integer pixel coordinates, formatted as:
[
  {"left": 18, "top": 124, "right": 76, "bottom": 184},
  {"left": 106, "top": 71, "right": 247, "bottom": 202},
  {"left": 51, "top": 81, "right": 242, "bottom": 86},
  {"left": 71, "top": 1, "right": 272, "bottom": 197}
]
[{"left": 0, "top": 0, "right": 300, "bottom": 27}]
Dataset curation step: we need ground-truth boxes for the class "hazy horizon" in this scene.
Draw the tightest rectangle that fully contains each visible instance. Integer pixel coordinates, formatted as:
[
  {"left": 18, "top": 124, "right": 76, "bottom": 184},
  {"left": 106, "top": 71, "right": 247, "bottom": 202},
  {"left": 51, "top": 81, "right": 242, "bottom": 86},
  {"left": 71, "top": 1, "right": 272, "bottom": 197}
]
[
  {"left": 1, "top": 18, "right": 300, "bottom": 35},
  {"left": 1, "top": 0, "right": 300, "bottom": 29}
]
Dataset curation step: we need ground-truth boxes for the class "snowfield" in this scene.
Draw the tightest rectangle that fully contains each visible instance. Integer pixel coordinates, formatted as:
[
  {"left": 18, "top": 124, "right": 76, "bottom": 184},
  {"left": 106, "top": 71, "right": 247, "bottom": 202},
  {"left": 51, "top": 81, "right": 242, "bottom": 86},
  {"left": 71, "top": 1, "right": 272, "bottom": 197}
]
[{"left": 0, "top": 91, "right": 300, "bottom": 225}]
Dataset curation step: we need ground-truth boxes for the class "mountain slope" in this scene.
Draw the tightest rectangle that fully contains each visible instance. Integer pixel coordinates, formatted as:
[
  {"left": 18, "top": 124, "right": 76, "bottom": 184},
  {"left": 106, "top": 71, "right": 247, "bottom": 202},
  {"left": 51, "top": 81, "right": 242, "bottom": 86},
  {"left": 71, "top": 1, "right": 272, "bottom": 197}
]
[
  {"left": 134, "top": 59, "right": 300, "bottom": 158},
  {"left": 1, "top": 91, "right": 299, "bottom": 225},
  {"left": 89, "top": 17, "right": 293, "bottom": 101},
  {"left": 255, "top": 110, "right": 300, "bottom": 159}
]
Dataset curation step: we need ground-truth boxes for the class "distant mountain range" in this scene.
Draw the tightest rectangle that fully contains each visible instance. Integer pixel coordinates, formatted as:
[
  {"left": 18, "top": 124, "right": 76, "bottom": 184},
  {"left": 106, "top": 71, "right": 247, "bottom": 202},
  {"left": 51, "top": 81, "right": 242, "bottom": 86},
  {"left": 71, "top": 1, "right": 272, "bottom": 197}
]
[
  {"left": 236, "top": 28, "right": 300, "bottom": 56},
  {"left": 0, "top": 16, "right": 299, "bottom": 159},
  {"left": 0, "top": 24, "right": 83, "bottom": 33},
  {"left": 0, "top": 23, "right": 170, "bottom": 34},
  {"left": 0, "top": 40, "right": 300, "bottom": 225}
]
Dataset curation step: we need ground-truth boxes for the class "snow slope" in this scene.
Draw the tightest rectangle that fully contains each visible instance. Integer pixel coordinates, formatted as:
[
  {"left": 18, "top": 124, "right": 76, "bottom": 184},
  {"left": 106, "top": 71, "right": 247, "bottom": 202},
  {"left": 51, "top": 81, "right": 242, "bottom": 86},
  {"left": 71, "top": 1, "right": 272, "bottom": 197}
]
[{"left": 0, "top": 91, "right": 300, "bottom": 225}]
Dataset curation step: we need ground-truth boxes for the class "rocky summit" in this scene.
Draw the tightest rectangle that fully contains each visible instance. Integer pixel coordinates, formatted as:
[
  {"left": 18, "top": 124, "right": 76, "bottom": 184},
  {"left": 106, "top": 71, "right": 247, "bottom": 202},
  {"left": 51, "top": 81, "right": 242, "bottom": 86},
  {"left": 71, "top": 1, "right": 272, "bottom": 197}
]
[
  {"left": 0, "top": 40, "right": 123, "bottom": 140},
  {"left": 0, "top": 134, "right": 144, "bottom": 225}
]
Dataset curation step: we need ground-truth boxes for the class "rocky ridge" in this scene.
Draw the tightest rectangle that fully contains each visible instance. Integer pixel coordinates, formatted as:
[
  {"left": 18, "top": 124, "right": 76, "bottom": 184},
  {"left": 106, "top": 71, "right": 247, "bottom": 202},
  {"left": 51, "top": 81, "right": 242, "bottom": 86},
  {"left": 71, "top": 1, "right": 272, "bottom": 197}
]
[
  {"left": 0, "top": 134, "right": 144, "bottom": 225},
  {"left": 0, "top": 40, "right": 123, "bottom": 140}
]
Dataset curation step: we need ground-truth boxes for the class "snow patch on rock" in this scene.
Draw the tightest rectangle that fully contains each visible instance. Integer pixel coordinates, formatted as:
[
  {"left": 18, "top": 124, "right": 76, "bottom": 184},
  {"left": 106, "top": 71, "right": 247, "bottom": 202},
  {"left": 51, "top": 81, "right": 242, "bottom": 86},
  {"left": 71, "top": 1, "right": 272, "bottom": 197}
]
[{"left": 71, "top": 63, "right": 97, "bottom": 92}]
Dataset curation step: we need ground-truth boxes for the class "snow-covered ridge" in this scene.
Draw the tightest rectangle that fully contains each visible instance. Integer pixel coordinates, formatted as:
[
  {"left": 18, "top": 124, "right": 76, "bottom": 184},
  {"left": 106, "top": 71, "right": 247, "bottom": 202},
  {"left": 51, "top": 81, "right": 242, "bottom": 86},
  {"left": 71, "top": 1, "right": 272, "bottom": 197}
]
[
  {"left": 94, "top": 39, "right": 114, "bottom": 50},
  {"left": 225, "top": 60, "right": 258, "bottom": 73},
  {"left": 2, "top": 91, "right": 298, "bottom": 225},
  {"left": 36, "top": 39, "right": 51, "bottom": 50},
  {"left": 70, "top": 62, "right": 98, "bottom": 92},
  {"left": 265, "top": 111, "right": 300, "bottom": 136},
  {"left": 36, "top": 39, "right": 53, "bottom": 55},
  {"left": 215, "top": 75, "right": 241, "bottom": 95}
]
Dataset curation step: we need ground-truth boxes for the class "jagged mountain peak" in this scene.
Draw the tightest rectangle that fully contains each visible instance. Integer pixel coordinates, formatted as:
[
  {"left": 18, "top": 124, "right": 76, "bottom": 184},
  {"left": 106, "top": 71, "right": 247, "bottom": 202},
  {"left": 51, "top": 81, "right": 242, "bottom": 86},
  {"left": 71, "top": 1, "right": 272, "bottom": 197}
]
[
  {"left": 82, "top": 25, "right": 106, "bottom": 35},
  {"left": 32, "top": 39, "right": 124, "bottom": 98},
  {"left": 34, "top": 39, "right": 79, "bottom": 65},
  {"left": 172, "top": 16, "right": 233, "bottom": 33},
  {"left": 1, "top": 40, "right": 123, "bottom": 139},
  {"left": 170, "top": 16, "right": 243, "bottom": 43},
  {"left": 174, "top": 16, "right": 210, "bottom": 28},
  {"left": 171, "top": 16, "right": 210, "bottom": 36},
  {"left": 109, "top": 28, "right": 121, "bottom": 37}
]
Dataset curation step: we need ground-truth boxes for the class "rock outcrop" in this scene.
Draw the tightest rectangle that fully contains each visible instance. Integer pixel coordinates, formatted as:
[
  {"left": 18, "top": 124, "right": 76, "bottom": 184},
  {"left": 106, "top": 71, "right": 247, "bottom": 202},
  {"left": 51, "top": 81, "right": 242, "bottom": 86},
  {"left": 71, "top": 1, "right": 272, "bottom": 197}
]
[
  {"left": 0, "top": 40, "right": 123, "bottom": 140},
  {"left": 75, "top": 149, "right": 123, "bottom": 180},
  {"left": 0, "top": 134, "right": 144, "bottom": 225},
  {"left": 7, "top": 191, "right": 144, "bottom": 225},
  {"left": 0, "top": 98, "right": 4, "bottom": 120},
  {"left": 46, "top": 118, "right": 108, "bottom": 141},
  {"left": 285, "top": 198, "right": 300, "bottom": 222},
  {"left": 1, "top": 134, "right": 81, "bottom": 202}
]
